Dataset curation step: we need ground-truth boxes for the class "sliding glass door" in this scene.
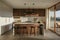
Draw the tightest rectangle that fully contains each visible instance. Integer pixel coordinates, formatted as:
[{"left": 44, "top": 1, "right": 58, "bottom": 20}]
[
  {"left": 56, "top": 3, "right": 60, "bottom": 35},
  {"left": 48, "top": 3, "right": 60, "bottom": 35},
  {"left": 49, "top": 7, "right": 55, "bottom": 31}
]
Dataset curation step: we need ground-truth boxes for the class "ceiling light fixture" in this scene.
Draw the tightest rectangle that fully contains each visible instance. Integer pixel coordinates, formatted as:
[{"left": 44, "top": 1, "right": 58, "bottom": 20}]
[
  {"left": 32, "top": 3, "right": 35, "bottom": 5},
  {"left": 24, "top": 2, "right": 35, "bottom": 13},
  {"left": 24, "top": 3, "right": 26, "bottom": 5}
]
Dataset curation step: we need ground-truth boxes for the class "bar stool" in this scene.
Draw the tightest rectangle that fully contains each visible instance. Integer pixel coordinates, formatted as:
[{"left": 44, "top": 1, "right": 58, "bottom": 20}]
[
  {"left": 13, "top": 26, "right": 19, "bottom": 34},
  {"left": 13, "top": 27, "right": 17, "bottom": 29},
  {"left": 16, "top": 26, "right": 20, "bottom": 34},
  {"left": 30, "top": 26, "right": 35, "bottom": 35},
  {"left": 23, "top": 26, "right": 27, "bottom": 35},
  {"left": 16, "top": 25, "right": 23, "bottom": 35},
  {"left": 13, "top": 27, "right": 17, "bottom": 34},
  {"left": 37, "top": 26, "right": 40, "bottom": 35},
  {"left": 16, "top": 25, "right": 22, "bottom": 34},
  {"left": 19, "top": 27, "right": 23, "bottom": 35}
]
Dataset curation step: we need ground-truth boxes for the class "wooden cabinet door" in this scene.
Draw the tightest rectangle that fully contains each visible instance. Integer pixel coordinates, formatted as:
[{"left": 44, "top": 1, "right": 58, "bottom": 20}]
[{"left": 13, "top": 10, "right": 19, "bottom": 16}]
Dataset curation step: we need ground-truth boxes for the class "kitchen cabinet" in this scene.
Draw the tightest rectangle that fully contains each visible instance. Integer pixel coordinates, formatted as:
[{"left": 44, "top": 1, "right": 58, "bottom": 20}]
[{"left": 13, "top": 9, "right": 45, "bottom": 17}]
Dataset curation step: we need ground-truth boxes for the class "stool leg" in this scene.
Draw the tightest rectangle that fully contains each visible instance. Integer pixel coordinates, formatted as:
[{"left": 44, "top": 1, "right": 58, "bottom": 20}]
[
  {"left": 30, "top": 28, "right": 32, "bottom": 35},
  {"left": 21, "top": 28, "right": 23, "bottom": 35},
  {"left": 34, "top": 28, "right": 35, "bottom": 35},
  {"left": 30, "top": 28, "right": 31, "bottom": 35},
  {"left": 23, "top": 29, "right": 24, "bottom": 35},
  {"left": 23, "top": 29, "right": 26, "bottom": 35},
  {"left": 26, "top": 29, "right": 28, "bottom": 35}
]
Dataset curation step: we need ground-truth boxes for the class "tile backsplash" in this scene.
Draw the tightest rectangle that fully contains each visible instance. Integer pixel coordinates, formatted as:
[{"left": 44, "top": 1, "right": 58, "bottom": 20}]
[{"left": 19, "top": 17, "right": 45, "bottom": 23}]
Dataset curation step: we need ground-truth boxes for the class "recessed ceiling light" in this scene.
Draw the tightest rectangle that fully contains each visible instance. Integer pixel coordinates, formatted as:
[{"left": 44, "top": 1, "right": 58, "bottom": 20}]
[
  {"left": 24, "top": 3, "right": 26, "bottom": 5},
  {"left": 33, "top": 3, "right": 35, "bottom": 5}
]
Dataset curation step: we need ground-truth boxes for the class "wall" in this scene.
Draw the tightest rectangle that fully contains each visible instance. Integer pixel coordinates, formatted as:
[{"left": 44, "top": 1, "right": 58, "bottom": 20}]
[{"left": 0, "top": 1, "right": 13, "bottom": 35}]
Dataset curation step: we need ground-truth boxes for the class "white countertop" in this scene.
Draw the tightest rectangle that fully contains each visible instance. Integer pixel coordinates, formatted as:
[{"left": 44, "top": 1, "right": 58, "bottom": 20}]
[
  {"left": 14, "top": 22, "right": 38, "bottom": 24},
  {"left": 13, "top": 22, "right": 40, "bottom": 27}
]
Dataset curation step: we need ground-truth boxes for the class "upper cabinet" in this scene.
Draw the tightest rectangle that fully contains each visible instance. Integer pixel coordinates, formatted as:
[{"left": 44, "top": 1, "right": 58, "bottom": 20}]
[{"left": 13, "top": 9, "right": 45, "bottom": 17}]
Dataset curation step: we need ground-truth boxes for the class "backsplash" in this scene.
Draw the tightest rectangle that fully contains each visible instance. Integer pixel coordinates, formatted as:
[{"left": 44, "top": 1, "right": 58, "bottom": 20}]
[{"left": 14, "top": 16, "right": 45, "bottom": 23}]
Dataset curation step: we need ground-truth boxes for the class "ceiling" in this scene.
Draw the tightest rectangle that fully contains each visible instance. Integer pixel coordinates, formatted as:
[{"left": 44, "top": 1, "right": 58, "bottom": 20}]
[{"left": 1, "top": 0, "right": 60, "bottom": 9}]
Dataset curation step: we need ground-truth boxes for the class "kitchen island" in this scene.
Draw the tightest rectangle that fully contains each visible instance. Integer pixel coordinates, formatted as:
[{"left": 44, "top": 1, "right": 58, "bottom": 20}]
[{"left": 13, "top": 22, "right": 40, "bottom": 35}]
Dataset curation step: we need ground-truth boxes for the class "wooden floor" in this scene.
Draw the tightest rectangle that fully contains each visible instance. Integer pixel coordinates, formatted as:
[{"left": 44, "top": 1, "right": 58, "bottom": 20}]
[{"left": 0, "top": 30, "right": 60, "bottom": 40}]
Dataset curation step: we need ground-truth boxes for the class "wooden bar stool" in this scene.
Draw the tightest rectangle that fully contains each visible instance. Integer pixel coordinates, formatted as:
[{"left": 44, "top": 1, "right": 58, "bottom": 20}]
[
  {"left": 15, "top": 26, "right": 23, "bottom": 34},
  {"left": 17, "top": 27, "right": 20, "bottom": 34},
  {"left": 23, "top": 26, "right": 27, "bottom": 35},
  {"left": 30, "top": 26, "right": 35, "bottom": 35},
  {"left": 19, "top": 27, "right": 23, "bottom": 34},
  {"left": 13, "top": 26, "right": 17, "bottom": 34},
  {"left": 14, "top": 26, "right": 20, "bottom": 34},
  {"left": 37, "top": 26, "right": 40, "bottom": 35}
]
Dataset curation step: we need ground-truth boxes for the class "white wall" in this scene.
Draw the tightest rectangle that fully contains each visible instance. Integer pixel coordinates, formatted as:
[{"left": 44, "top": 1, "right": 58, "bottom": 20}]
[{"left": 0, "top": 1, "right": 13, "bottom": 35}]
